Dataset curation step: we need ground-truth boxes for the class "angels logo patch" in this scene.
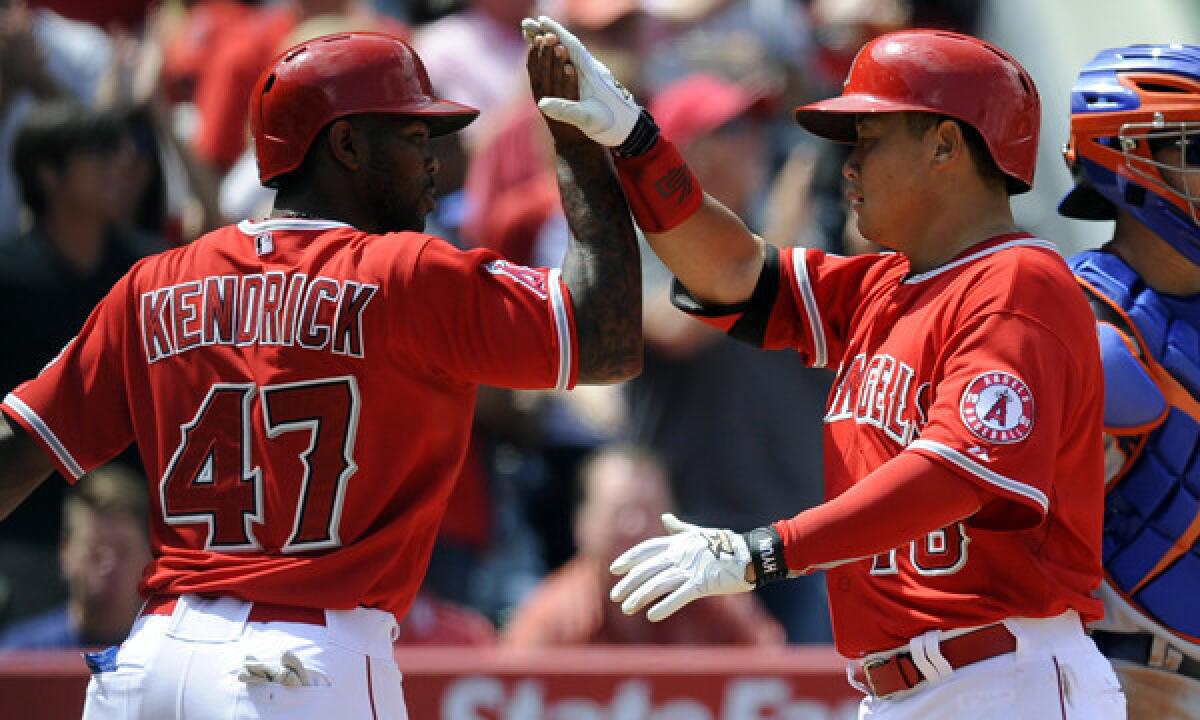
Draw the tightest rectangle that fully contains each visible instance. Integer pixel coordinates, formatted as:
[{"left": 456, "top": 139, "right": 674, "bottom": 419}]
[
  {"left": 484, "top": 260, "right": 548, "bottom": 299},
  {"left": 960, "top": 371, "right": 1034, "bottom": 444}
]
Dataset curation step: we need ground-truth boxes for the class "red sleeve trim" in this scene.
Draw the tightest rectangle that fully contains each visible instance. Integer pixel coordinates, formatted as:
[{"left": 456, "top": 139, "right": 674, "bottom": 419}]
[
  {"left": 907, "top": 439, "right": 1048, "bottom": 517},
  {"left": 548, "top": 267, "right": 578, "bottom": 391},
  {"left": 2, "top": 394, "right": 84, "bottom": 481},
  {"left": 787, "top": 248, "right": 828, "bottom": 368}
]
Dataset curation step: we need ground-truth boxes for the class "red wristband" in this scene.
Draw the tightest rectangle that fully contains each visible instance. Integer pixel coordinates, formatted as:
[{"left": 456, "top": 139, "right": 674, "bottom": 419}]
[{"left": 613, "top": 137, "right": 702, "bottom": 233}]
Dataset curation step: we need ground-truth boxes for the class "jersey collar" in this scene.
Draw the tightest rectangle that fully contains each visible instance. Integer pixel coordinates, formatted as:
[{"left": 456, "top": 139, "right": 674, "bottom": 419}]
[{"left": 903, "top": 232, "right": 1055, "bottom": 285}]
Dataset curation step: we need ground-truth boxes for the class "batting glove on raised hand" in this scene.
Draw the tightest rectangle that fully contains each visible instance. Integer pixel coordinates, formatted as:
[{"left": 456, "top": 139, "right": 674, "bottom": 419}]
[
  {"left": 610, "top": 513, "right": 775, "bottom": 622},
  {"left": 520, "top": 15, "right": 648, "bottom": 150}
]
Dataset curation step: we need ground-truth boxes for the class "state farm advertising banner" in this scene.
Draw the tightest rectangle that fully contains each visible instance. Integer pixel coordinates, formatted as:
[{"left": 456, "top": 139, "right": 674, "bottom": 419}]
[
  {"left": 0, "top": 647, "right": 863, "bottom": 720},
  {"left": 395, "top": 647, "right": 862, "bottom": 720}
]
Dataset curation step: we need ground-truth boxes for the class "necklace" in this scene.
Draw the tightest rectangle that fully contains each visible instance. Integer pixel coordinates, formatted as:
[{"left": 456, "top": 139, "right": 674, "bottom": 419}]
[{"left": 273, "top": 209, "right": 320, "bottom": 220}]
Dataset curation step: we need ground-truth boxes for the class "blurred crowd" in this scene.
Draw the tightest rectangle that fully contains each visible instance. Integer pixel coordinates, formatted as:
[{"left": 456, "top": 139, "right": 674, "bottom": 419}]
[{"left": 0, "top": 0, "right": 981, "bottom": 650}]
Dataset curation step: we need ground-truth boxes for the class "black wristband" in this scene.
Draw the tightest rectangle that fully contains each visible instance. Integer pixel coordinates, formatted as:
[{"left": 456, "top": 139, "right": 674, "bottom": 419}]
[
  {"left": 613, "top": 109, "right": 661, "bottom": 158},
  {"left": 742, "top": 526, "right": 788, "bottom": 588}
]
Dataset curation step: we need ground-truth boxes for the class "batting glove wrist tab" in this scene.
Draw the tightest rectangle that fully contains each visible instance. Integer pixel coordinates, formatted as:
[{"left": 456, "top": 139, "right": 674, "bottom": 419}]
[
  {"left": 609, "top": 513, "right": 754, "bottom": 623},
  {"left": 742, "top": 526, "right": 788, "bottom": 587},
  {"left": 613, "top": 109, "right": 661, "bottom": 158}
]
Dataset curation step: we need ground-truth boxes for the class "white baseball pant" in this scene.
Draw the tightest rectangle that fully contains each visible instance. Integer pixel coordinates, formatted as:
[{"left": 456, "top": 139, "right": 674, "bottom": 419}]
[
  {"left": 854, "top": 611, "right": 1126, "bottom": 719},
  {"left": 81, "top": 594, "right": 407, "bottom": 719}
]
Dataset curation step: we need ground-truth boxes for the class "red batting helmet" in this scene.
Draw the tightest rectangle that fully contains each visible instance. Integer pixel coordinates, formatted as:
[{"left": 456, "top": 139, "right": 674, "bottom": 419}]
[
  {"left": 251, "top": 32, "right": 479, "bottom": 185},
  {"left": 794, "top": 29, "right": 1040, "bottom": 194}
]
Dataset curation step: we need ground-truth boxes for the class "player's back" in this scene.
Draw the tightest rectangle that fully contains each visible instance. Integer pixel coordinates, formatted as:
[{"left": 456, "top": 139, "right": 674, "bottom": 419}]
[{"left": 123, "top": 218, "right": 483, "bottom": 619}]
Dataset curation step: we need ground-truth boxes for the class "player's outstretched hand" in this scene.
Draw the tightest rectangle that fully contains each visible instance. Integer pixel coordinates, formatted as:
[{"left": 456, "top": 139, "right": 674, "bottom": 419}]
[
  {"left": 525, "top": 17, "right": 589, "bottom": 147},
  {"left": 609, "top": 513, "right": 754, "bottom": 622},
  {"left": 521, "top": 15, "right": 642, "bottom": 147}
]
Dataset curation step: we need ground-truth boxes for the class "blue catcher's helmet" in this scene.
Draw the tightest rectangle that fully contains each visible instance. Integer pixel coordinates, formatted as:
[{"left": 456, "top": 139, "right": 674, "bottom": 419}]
[{"left": 1060, "top": 44, "right": 1200, "bottom": 265}]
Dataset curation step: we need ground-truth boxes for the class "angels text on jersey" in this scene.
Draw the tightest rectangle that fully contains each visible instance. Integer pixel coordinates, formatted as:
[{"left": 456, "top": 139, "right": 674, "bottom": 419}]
[
  {"left": 140, "top": 272, "right": 379, "bottom": 363},
  {"left": 824, "top": 352, "right": 931, "bottom": 446}
]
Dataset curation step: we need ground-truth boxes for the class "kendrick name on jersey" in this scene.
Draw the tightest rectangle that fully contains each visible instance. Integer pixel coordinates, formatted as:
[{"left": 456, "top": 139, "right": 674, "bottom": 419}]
[{"left": 140, "top": 272, "right": 378, "bottom": 363}]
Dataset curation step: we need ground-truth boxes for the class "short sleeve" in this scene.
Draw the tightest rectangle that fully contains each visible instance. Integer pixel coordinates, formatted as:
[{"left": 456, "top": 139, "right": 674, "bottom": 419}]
[
  {"left": 671, "top": 245, "right": 892, "bottom": 369},
  {"left": 1, "top": 275, "right": 136, "bottom": 481},
  {"left": 908, "top": 311, "right": 1072, "bottom": 530},
  {"left": 399, "top": 237, "right": 577, "bottom": 390}
]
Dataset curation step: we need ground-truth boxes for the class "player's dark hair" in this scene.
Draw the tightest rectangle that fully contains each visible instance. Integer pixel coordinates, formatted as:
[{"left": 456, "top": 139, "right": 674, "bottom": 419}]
[
  {"left": 12, "top": 101, "right": 128, "bottom": 220},
  {"left": 906, "top": 113, "right": 1008, "bottom": 190}
]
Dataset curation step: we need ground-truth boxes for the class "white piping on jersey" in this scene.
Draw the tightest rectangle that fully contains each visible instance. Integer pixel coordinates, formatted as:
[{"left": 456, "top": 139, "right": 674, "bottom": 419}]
[
  {"left": 237, "top": 218, "right": 353, "bottom": 234},
  {"left": 908, "top": 438, "right": 1049, "bottom": 514},
  {"left": 3, "top": 393, "right": 84, "bottom": 480},
  {"left": 903, "top": 238, "right": 1057, "bottom": 285},
  {"left": 791, "top": 247, "right": 828, "bottom": 368},
  {"left": 547, "top": 268, "right": 571, "bottom": 391}
]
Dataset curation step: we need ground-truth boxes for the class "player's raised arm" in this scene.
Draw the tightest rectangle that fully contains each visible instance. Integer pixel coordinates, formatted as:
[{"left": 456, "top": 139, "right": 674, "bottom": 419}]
[
  {"left": 0, "top": 414, "right": 54, "bottom": 521},
  {"left": 527, "top": 30, "right": 643, "bottom": 383},
  {"left": 522, "top": 16, "right": 766, "bottom": 307}
]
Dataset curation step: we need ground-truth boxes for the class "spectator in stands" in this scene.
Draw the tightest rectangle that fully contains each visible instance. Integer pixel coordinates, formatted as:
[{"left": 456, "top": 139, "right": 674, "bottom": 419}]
[
  {"left": 394, "top": 589, "right": 498, "bottom": 646},
  {"left": 413, "top": 0, "right": 533, "bottom": 152},
  {"left": 503, "top": 445, "right": 784, "bottom": 646},
  {"left": 0, "top": 101, "right": 159, "bottom": 630},
  {"left": 411, "top": 0, "right": 539, "bottom": 251},
  {"left": 637, "top": 0, "right": 811, "bottom": 104},
  {"left": 190, "top": 0, "right": 407, "bottom": 176},
  {"left": 452, "top": 0, "right": 647, "bottom": 584},
  {"left": 0, "top": 463, "right": 150, "bottom": 649},
  {"left": 0, "top": 0, "right": 113, "bottom": 239},
  {"left": 99, "top": 18, "right": 224, "bottom": 246},
  {"left": 159, "top": 0, "right": 264, "bottom": 107},
  {"left": 624, "top": 73, "right": 834, "bottom": 643}
]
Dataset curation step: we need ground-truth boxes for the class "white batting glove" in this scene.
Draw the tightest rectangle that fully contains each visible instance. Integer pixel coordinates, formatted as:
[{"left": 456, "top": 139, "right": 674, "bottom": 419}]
[
  {"left": 237, "top": 650, "right": 311, "bottom": 688},
  {"left": 520, "top": 15, "right": 643, "bottom": 148},
  {"left": 609, "top": 513, "right": 755, "bottom": 622}
]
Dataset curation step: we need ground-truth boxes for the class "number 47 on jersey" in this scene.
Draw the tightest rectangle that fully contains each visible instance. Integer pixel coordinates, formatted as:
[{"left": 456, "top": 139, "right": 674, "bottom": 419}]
[{"left": 160, "top": 376, "right": 360, "bottom": 553}]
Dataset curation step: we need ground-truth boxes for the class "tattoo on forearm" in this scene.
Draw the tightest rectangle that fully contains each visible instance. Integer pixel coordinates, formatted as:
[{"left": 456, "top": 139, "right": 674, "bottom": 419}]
[{"left": 556, "top": 143, "right": 643, "bottom": 383}]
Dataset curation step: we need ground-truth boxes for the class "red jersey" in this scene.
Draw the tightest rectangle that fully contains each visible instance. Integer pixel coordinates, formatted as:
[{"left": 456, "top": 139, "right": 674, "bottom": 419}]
[
  {"left": 682, "top": 233, "right": 1105, "bottom": 656},
  {"left": 1, "top": 217, "right": 577, "bottom": 621}
]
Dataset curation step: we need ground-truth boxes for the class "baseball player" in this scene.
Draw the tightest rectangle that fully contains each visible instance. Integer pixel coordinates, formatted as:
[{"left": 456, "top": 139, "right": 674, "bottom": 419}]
[
  {"left": 0, "top": 32, "right": 642, "bottom": 719},
  {"left": 1061, "top": 44, "right": 1200, "bottom": 720},
  {"left": 522, "top": 17, "right": 1126, "bottom": 719}
]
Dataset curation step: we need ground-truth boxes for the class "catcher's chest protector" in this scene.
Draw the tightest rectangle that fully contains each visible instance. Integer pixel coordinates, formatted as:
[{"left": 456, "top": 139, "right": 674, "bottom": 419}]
[{"left": 1072, "top": 249, "right": 1200, "bottom": 642}]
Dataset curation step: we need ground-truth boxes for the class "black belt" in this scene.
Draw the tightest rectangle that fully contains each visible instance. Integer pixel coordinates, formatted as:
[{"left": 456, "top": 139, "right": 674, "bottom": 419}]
[{"left": 1092, "top": 629, "right": 1200, "bottom": 681}]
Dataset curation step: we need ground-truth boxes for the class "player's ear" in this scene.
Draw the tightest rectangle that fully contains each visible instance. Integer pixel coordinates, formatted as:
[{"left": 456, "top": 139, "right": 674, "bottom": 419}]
[
  {"left": 932, "top": 119, "right": 965, "bottom": 165},
  {"left": 326, "top": 118, "right": 365, "bottom": 174}
]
